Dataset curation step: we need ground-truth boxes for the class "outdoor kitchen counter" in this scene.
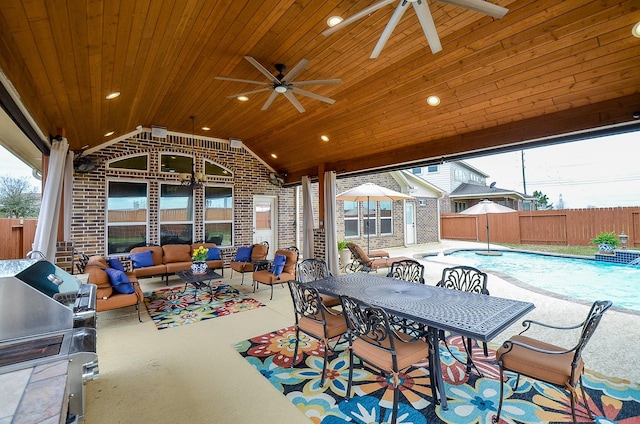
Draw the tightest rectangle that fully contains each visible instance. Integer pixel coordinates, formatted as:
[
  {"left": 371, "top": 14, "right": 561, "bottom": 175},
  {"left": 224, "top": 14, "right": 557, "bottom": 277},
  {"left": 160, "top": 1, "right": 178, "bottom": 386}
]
[{"left": 0, "top": 360, "right": 69, "bottom": 424}]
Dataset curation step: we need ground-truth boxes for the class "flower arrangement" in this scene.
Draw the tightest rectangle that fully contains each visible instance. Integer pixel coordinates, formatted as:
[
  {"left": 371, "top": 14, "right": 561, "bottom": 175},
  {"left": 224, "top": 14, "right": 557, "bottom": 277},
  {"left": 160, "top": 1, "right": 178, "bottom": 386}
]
[{"left": 192, "top": 245, "right": 209, "bottom": 262}]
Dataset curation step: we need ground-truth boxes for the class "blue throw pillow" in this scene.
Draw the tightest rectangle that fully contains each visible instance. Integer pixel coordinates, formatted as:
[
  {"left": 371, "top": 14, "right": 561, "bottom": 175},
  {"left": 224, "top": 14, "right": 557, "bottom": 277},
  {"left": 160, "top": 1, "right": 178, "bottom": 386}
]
[
  {"left": 130, "top": 250, "right": 154, "bottom": 268},
  {"left": 270, "top": 254, "right": 286, "bottom": 279},
  {"left": 107, "top": 257, "right": 125, "bottom": 271},
  {"left": 207, "top": 247, "right": 221, "bottom": 261},
  {"left": 234, "top": 246, "right": 253, "bottom": 262},
  {"left": 104, "top": 268, "right": 135, "bottom": 294}
]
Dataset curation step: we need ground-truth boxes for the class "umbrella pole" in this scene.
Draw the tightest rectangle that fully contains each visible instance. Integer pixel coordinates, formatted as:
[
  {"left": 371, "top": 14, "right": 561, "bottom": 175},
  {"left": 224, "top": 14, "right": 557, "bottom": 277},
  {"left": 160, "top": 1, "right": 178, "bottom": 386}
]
[{"left": 486, "top": 212, "right": 490, "bottom": 252}]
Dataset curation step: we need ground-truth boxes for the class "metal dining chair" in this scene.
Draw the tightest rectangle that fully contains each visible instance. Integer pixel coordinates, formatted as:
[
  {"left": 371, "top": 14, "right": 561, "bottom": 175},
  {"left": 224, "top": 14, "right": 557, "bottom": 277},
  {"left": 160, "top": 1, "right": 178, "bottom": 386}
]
[
  {"left": 339, "top": 294, "right": 431, "bottom": 424},
  {"left": 297, "top": 259, "right": 340, "bottom": 307},
  {"left": 494, "top": 300, "right": 612, "bottom": 424},
  {"left": 386, "top": 259, "right": 425, "bottom": 284},
  {"left": 436, "top": 265, "right": 490, "bottom": 374},
  {"left": 287, "top": 280, "right": 347, "bottom": 387}
]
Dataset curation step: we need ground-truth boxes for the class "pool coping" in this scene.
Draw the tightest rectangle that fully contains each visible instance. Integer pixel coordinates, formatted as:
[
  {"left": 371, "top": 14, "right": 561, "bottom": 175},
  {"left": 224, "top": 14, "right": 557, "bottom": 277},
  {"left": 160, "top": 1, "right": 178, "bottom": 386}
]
[{"left": 420, "top": 248, "right": 640, "bottom": 317}]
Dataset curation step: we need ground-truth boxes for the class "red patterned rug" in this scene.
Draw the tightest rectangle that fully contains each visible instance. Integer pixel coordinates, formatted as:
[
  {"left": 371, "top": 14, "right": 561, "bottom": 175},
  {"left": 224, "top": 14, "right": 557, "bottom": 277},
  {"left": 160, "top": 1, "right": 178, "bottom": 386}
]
[{"left": 143, "top": 284, "right": 264, "bottom": 330}]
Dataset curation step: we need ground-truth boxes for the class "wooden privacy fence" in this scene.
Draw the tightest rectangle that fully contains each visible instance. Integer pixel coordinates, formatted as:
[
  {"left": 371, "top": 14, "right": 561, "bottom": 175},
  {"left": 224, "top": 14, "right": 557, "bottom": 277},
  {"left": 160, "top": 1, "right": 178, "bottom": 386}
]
[
  {"left": 441, "top": 207, "right": 640, "bottom": 247},
  {"left": 0, "top": 219, "right": 38, "bottom": 259}
]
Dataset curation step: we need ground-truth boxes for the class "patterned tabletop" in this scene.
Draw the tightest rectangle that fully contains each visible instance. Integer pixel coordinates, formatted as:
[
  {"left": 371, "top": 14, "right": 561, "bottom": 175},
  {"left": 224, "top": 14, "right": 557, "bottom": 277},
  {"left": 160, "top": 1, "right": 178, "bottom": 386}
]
[{"left": 308, "top": 273, "right": 535, "bottom": 341}]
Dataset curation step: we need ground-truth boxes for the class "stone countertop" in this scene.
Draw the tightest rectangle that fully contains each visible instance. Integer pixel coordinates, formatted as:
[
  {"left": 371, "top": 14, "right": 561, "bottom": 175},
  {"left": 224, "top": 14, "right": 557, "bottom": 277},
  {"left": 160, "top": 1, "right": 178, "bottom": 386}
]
[{"left": 0, "top": 360, "right": 69, "bottom": 424}]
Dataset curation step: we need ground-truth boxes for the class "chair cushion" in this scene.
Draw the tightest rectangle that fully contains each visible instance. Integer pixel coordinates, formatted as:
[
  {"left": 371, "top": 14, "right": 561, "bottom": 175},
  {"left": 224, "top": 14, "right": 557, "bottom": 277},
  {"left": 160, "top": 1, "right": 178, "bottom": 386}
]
[
  {"left": 300, "top": 313, "right": 347, "bottom": 340},
  {"left": 496, "top": 335, "right": 584, "bottom": 387},
  {"left": 235, "top": 246, "right": 253, "bottom": 262},
  {"left": 251, "top": 243, "right": 268, "bottom": 261},
  {"left": 107, "top": 257, "right": 125, "bottom": 271},
  {"left": 352, "top": 333, "right": 430, "bottom": 371},
  {"left": 162, "top": 244, "right": 192, "bottom": 263},
  {"left": 130, "top": 250, "right": 155, "bottom": 268},
  {"left": 104, "top": 268, "right": 135, "bottom": 294}
]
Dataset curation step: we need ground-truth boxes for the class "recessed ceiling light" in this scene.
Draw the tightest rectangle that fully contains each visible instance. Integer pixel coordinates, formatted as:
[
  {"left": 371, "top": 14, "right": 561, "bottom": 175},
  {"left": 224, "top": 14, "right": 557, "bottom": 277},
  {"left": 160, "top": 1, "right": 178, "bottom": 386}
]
[
  {"left": 201, "top": 126, "right": 210, "bottom": 131},
  {"left": 104, "top": 131, "right": 114, "bottom": 137},
  {"left": 321, "top": 135, "right": 330, "bottom": 142},
  {"left": 105, "top": 92, "right": 120, "bottom": 100},
  {"left": 271, "top": 153, "right": 277, "bottom": 159},
  {"left": 327, "top": 16, "right": 343, "bottom": 27},
  {"left": 633, "top": 22, "right": 640, "bottom": 38},
  {"left": 427, "top": 95, "right": 441, "bottom": 106},
  {"left": 237, "top": 96, "right": 249, "bottom": 101}
]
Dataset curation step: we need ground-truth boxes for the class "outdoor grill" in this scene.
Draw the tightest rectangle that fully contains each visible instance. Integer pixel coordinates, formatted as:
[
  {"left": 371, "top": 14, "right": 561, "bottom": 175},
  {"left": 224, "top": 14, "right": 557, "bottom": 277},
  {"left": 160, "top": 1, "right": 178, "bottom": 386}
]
[{"left": 0, "top": 258, "right": 98, "bottom": 423}]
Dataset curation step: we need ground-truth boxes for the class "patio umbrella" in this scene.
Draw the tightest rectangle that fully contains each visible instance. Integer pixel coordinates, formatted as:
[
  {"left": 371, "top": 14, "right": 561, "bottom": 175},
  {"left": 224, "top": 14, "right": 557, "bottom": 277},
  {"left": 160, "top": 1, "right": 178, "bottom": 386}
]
[
  {"left": 336, "top": 183, "right": 414, "bottom": 254},
  {"left": 459, "top": 199, "right": 516, "bottom": 255}
]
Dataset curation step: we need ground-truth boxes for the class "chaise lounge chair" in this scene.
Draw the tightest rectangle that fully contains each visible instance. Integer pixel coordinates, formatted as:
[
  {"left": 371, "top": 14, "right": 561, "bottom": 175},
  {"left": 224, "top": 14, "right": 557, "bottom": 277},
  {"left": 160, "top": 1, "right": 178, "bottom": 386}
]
[{"left": 345, "top": 242, "right": 413, "bottom": 273}]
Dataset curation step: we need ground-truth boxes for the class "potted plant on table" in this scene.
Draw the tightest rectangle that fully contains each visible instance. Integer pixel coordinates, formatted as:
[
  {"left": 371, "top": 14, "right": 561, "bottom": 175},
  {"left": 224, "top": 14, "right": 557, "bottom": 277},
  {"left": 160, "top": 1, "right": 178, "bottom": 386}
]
[
  {"left": 338, "top": 241, "right": 351, "bottom": 265},
  {"left": 191, "top": 245, "right": 209, "bottom": 274},
  {"left": 591, "top": 232, "right": 619, "bottom": 254}
]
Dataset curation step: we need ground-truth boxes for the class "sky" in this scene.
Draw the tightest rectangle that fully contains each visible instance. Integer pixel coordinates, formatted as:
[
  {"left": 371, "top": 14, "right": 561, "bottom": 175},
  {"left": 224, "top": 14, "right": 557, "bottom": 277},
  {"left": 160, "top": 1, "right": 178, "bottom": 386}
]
[
  {"left": 464, "top": 131, "right": 640, "bottom": 209},
  {"left": 1, "top": 130, "right": 639, "bottom": 208}
]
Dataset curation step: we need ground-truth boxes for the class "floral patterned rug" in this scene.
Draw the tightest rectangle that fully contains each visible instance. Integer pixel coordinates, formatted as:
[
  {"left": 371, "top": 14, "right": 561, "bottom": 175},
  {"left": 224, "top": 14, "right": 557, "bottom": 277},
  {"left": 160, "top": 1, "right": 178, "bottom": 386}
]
[
  {"left": 234, "top": 326, "right": 640, "bottom": 423},
  {"left": 143, "top": 284, "right": 264, "bottom": 330}
]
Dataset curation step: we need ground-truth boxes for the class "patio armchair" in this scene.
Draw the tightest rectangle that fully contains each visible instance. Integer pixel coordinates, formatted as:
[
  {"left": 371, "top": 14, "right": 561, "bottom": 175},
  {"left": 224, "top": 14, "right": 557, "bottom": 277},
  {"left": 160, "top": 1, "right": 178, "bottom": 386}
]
[
  {"left": 345, "top": 242, "right": 412, "bottom": 273},
  {"left": 339, "top": 295, "right": 431, "bottom": 424},
  {"left": 297, "top": 258, "right": 340, "bottom": 308},
  {"left": 229, "top": 241, "right": 269, "bottom": 284},
  {"left": 252, "top": 247, "right": 298, "bottom": 300},
  {"left": 436, "top": 265, "right": 490, "bottom": 374},
  {"left": 287, "top": 280, "right": 347, "bottom": 386},
  {"left": 493, "top": 300, "right": 612, "bottom": 424}
]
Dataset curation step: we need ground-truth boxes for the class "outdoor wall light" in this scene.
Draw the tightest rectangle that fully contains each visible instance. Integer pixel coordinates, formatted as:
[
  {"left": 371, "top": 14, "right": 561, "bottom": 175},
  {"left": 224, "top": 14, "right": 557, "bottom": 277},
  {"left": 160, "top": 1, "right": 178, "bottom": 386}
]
[{"left": 619, "top": 231, "right": 628, "bottom": 249}]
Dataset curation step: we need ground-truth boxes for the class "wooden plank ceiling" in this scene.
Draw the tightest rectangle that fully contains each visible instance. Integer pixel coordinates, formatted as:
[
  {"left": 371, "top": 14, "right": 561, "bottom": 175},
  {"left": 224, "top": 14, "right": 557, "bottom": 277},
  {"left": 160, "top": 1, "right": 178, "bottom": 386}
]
[{"left": 0, "top": 0, "right": 639, "bottom": 183}]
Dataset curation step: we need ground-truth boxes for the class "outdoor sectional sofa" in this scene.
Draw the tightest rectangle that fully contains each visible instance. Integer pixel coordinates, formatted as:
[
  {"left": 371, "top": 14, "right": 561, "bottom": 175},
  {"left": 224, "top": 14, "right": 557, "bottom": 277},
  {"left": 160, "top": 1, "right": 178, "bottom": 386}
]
[{"left": 129, "top": 243, "right": 224, "bottom": 284}]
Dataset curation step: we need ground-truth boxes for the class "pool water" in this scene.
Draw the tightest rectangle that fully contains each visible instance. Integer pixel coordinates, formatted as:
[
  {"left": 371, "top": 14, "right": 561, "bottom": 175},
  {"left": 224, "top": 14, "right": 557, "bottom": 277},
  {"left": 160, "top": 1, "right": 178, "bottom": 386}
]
[{"left": 428, "top": 250, "right": 640, "bottom": 312}]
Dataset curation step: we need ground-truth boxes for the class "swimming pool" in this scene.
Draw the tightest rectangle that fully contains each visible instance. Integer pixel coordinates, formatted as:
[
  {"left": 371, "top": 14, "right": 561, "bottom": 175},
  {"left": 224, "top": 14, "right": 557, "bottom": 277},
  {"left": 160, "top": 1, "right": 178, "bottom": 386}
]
[{"left": 425, "top": 250, "right": 640, "bottom": 312}]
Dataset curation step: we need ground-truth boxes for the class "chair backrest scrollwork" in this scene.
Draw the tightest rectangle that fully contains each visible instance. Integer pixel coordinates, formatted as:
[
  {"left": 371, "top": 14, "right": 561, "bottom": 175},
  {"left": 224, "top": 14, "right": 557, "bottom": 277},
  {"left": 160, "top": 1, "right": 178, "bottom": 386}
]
[
  {"left": 437, "top": 265, "right": 489, "bottom": 295},
  {"left": 298, "top": 259, "right": 332, "bottom": 283},
  {"left": 386, "top": 259, "right": 425, "bottom": 284}
]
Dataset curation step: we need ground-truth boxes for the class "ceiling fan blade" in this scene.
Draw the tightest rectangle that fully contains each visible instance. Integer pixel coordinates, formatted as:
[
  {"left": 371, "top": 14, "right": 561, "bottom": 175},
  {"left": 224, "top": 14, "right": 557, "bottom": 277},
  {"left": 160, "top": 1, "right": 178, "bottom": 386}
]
[
  {"left": 283, "top": 58, "right": 309, "bottom": 83},
  {"left": 244, "top": 56, "right": 279, "bottom": 83},
  {"left": 413, "top": 1, "right": 442, "bottom": 54},
  {"left": 261, "top": 91, "right": 280, "bottom": 110},
  {"left": 437, "top": 0, "right": 508, "bottom": 18},
  {"left": 370, "top": 2, "right": 408, "bottom": 59},
  {"left": 292, "top": 78, "right": 342, "bottom": 87},
  {"left": 225, "top": 87, "right": 272, "bottom": 98},
  {"left": 293, "top": 88, "right": 336, "bottom": 104},
  {"left": 215, "top": 77, "right": 271, "bottom": 85},
  {"left": 283, "top": 91, "right": 305, "bottom": 113},
  {"left": 322, "top": 0, "right": 396, "bottom": 36}
]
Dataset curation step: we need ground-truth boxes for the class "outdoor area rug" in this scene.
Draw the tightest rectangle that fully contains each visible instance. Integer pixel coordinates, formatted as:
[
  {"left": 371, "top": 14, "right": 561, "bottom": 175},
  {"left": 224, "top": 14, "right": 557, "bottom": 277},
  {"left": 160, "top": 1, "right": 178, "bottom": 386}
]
[
  {"left": 144, "top": 284, "right": 265, "bottom": 330},
  {"left": 234, "top": 326, "right": 640, "bottom": 423}
]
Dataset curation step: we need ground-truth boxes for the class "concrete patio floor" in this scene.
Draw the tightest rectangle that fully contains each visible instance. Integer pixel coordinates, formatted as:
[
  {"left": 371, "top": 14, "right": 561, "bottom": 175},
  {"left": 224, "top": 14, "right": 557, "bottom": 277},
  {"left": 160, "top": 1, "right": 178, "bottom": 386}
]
[{"left": 85, "top": 239, "right": 638, "bottom": 424}]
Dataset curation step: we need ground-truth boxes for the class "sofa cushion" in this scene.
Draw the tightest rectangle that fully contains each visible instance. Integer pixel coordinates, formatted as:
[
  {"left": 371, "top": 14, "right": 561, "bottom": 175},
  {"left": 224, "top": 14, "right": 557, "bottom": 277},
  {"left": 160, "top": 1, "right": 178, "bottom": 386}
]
[
  {"left": 96, "top": 286, "right": 113, "bottom": 300},
  {"left": 130, "top": 250, "right": 154, "bottom": 268},
  {"left": 206, "top": 247, "right": 221, "bottom": 260},
  {"left": 130, "top": 246, "right": 163, "bottom": 266},
  {"left": 235, "top": 246, "right": 253, "bottom": 262},
  {"left": 107, "top": 257, "right": 125, "bottom": 271},
  {"left": 163, "top": 244, "right": 192, "bottom": 263},
  {"left": 270, "top": 254, "right": 286, "bottom": 278},
  {"left": 86, "top": 256, "right": 109, "bottom": 268},
  {"left": 105, "top": 268, "right": 135, "bottom": 294},
  {"left": 85, "top": 265, "right": 110, "bottom": 287}
]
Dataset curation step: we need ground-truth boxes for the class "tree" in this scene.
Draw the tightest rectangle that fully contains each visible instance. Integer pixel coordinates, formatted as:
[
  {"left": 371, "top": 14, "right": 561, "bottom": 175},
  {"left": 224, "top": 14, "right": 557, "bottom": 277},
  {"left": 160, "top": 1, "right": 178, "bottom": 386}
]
[
  {"left": 532, "top": 190, "right": 553, "bottom": 210},
  {"left": 0, "top": 176, "right": 40, "bottom": 218}
]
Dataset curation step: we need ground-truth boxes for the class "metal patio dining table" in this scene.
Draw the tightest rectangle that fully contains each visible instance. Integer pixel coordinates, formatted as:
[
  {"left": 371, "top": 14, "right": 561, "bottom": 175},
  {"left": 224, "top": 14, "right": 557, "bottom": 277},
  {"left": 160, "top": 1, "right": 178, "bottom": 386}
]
[{"left": 307, "top": 273, "right": 535, "bottom": 410}]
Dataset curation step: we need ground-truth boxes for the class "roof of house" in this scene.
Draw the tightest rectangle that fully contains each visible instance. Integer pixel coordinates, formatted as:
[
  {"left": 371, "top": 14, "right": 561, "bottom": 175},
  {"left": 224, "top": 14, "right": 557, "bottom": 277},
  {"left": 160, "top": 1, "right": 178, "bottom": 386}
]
[{"left": 449, "top": 182, "right": 533, "bottom": 200}]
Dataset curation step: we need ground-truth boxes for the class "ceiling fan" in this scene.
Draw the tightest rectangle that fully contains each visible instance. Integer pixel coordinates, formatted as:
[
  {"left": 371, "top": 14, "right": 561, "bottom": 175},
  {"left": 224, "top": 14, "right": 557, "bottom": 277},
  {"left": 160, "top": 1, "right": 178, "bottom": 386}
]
[
  {"left": 322, "top": 0, "right": 509, "bottom": 58},
  {"left": 215, "top": 56, "right": 342, "bottom": 113}
]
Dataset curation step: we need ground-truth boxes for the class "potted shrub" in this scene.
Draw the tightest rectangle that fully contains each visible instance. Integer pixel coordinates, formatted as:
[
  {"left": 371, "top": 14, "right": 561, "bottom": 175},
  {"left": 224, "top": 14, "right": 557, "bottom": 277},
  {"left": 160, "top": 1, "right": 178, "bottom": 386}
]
[
  {"left": 591, "top": 231, "right": 619, "bottom": 254},
  {"left": 338, "top": 241, "right": 351, "bottom": 264}
]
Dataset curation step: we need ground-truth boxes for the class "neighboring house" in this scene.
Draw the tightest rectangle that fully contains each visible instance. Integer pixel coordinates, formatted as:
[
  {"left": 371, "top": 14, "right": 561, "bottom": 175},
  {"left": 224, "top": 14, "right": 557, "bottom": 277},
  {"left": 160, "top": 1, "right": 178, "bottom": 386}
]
[{"left": 410, "top": 161, "right": 535, "bottom": 212}]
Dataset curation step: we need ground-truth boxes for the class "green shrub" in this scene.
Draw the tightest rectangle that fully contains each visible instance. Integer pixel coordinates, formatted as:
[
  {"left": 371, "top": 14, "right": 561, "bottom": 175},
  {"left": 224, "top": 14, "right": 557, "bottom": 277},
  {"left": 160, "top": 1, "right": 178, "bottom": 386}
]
[{"left": 591, "top": 231, "right": 619, "bottom": 247}]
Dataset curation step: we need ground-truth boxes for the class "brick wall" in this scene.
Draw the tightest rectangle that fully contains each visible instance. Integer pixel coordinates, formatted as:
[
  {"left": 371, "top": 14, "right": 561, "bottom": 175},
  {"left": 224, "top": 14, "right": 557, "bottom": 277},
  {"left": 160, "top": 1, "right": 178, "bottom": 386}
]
[{"left": 70, "top": 131, "right": 289, "bottom": 263}]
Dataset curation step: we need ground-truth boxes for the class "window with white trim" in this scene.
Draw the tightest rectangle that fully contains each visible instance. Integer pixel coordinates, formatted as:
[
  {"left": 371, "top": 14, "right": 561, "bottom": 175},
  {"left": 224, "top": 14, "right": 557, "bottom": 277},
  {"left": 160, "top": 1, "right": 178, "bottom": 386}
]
[
  {"left": 159, "top": 184, "right": 194, "bottom": 245},
  {"left": 344, "top": 201, "right": 359, "bottom": 237},
  {"left": 106, "top": 181, "right": 148, "bottom": 255},
  {"left": 204, "top": 186, "right": 233, "bottom": 246},
  {"left": 363, "top": 200, "right": 377, "bottom": 236},
  {"left": 380, "top": 200, "right": 392, "bottom": 234}
]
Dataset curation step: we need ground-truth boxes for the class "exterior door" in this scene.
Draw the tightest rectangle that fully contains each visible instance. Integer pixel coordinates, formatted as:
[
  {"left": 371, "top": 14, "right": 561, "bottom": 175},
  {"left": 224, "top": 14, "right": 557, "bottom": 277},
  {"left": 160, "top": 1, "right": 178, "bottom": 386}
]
[
  {"left": 405, "top": 202, "right": 416, "bottom": 245},
  {"left": 253, "top": 196, "right": 276, "bottom": 258}
]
